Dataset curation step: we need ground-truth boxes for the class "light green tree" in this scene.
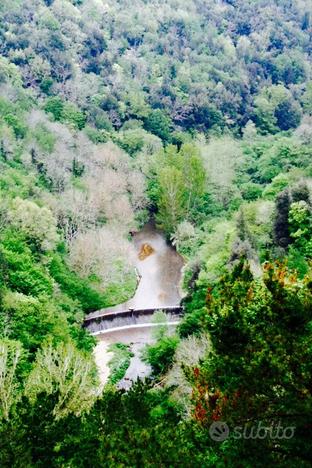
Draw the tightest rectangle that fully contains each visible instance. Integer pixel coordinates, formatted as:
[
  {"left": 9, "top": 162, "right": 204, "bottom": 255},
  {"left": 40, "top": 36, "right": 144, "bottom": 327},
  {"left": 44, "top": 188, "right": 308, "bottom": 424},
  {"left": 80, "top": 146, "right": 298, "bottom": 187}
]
[
  {"left": 0, "top": 339, "right": 22, "bottom": 420},
  {"left": 0, "top": 124, "right": 16, "bottom": 161},
  {"left": 302, "top": 82, "right": 312, "bottom": 115},
  {"left": 179, "top": 144, "right": 206, "bottom": 213},
  {"left": 155, "top": 143, "right": 206, "bottom": 233},
  {"left": 289, "top": 200, "right": 312, "bottom": 252},
  {"left": 156, "top": 166, "right": 186, "bottom": 234},
  {"left": 254, "top": 85, "right": 301, "bottom": 133},
  {"left": 8, "top": 197, "right": 59, "bottom": 251},
  {"left": 25, "top": 341, "right": 99, "bottom": 420}
]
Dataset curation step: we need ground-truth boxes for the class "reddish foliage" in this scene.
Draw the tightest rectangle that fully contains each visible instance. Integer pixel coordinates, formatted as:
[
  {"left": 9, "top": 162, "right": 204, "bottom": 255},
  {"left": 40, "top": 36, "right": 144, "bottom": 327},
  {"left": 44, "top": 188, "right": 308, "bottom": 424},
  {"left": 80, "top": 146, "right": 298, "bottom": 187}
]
[{"left": 192, "top": 369, "right": 244, "bottom": 425}]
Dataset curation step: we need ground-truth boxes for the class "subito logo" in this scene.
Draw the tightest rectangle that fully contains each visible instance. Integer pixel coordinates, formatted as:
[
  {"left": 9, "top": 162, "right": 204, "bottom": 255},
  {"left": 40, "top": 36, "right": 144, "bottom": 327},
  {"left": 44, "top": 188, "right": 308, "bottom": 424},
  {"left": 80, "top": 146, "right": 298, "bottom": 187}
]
[{"left": 209, "top": 421, "right": 230, "bottom": 442}]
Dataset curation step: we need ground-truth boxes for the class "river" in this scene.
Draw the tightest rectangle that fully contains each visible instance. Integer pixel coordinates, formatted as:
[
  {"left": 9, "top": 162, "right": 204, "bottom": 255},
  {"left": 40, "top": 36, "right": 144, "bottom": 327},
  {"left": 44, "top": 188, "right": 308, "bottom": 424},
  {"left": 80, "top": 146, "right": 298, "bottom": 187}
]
[{"left": 93, "top": 222, "right": 184, "bottom": 388}]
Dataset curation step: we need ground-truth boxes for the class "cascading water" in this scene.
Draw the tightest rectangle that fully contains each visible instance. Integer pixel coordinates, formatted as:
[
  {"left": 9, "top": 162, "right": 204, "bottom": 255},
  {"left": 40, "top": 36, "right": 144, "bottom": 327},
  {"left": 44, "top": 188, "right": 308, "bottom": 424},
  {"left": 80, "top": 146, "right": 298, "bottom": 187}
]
[{"left": 92, "top": 222, "right": 184, "bottom": 387}]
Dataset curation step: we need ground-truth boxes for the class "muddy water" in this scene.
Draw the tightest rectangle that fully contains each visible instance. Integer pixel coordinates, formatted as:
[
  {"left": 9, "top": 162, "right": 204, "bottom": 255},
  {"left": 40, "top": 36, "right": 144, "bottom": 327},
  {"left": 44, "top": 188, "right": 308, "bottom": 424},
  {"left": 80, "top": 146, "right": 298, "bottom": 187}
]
[
  {"left": 129, "top": 222, "right": 184, "bottom": 309},
  {"left": 94, "top": 222, "right": 184, "bottom": 387}
]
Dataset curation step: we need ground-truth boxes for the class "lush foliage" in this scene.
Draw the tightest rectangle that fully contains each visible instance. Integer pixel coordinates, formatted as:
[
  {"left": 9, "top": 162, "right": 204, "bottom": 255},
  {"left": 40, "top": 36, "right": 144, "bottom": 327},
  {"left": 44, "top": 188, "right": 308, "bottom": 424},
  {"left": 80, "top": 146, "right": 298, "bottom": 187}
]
[
  {"left": 1, "top": 0, "right": 312, "bottom": 466},
  {"left": 1, "top": 0, "right": 312, "bottom": 138},
  {"left": 107, "top": 343, "right": 134, "bottom": 385}
]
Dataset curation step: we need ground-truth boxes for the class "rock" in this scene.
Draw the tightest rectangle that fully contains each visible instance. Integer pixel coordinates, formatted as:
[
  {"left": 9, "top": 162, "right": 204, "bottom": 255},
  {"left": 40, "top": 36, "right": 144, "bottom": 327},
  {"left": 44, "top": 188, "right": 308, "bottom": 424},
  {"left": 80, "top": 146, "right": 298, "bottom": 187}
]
[{"left": 138, "top": 243, "right": 154, "bottom": 260}]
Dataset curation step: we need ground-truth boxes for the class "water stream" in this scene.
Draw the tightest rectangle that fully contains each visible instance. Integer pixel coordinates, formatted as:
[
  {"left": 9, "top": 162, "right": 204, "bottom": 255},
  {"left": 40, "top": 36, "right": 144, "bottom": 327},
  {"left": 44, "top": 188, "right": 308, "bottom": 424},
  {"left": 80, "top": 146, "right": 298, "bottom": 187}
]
[{"left": 93, "top": 222, "right": 184, "bottom": 387}]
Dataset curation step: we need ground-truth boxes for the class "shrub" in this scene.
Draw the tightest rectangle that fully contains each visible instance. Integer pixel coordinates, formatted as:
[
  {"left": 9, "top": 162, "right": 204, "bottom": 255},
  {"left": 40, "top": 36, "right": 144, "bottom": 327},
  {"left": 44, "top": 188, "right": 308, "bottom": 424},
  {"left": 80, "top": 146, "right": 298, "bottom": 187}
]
[
  {"left": 142, "top": 335, "right": 179, "bottom": 376},
  {"left": 1, "top": 238, "right": 53, "bottom": 297},
  {"left": 48, "top": 255, "right": 106, "bottom": 312},
  {"left": 108, "top": 343, "right": 134, "bottom": 384}
]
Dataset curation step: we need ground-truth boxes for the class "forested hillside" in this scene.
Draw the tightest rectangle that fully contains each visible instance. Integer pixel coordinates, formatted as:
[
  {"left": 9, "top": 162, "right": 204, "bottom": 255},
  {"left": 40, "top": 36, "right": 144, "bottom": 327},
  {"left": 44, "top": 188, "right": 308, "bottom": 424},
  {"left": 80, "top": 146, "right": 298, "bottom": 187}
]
[
  {"left": 0, "top": 0, "right": 312, "bottom": 466},
  {"left": 2, "top": 0, "right": 312, "bottom": 137}
]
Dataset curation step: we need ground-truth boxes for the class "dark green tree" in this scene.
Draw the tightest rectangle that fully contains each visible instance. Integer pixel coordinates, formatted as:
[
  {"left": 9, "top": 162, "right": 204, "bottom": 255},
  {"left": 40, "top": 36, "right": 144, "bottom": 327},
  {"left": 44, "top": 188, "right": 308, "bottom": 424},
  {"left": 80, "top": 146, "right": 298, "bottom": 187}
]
[
  {"left": 274, "top": 189, "right": 292, "bottom": 248},
  {"left": 144, "top": 109, "right": 172, "bottom": 142}
]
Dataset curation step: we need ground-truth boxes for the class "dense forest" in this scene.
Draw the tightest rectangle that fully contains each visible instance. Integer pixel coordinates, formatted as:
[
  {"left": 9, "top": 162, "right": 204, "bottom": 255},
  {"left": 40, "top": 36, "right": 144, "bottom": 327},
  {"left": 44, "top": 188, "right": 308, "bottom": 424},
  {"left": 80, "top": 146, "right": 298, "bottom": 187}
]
[{"left": 0, "top": 0, "right": 312, "bottom": 466}]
